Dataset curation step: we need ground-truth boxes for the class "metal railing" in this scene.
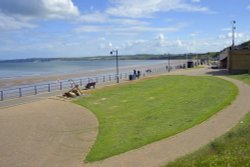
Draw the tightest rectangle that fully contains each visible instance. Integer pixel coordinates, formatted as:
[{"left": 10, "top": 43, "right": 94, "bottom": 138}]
[{"left": 0, "top": 66, "right": 176, "bottom": 101}]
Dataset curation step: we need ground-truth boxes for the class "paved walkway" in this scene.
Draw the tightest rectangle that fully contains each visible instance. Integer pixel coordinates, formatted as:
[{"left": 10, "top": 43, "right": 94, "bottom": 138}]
[
  {"left": 0, "top": 98, "right": 98, "bottom": 167},
  {"left": 85, "top": 68, "right": 250, "bottom": 167},
  {"left": 1, "top": 68, "right": 250, "bottom": 167}
]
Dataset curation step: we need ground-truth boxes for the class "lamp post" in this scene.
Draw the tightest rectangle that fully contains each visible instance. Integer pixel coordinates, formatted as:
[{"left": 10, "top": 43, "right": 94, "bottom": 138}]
[
  {"left": 110, "top": 49, "right": 119, "bottom": 83},
  {"left": 232, "top": 20, "right": 236, "bottom": 47},
  {"left": 168, "top": 54, "right": 170, "bottom": 72},
  {"left": 186, "top": 54, "right": 188, "bottom": 68}
]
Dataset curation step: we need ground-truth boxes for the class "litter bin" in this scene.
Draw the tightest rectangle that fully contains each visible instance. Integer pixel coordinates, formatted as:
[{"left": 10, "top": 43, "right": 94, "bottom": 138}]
[
  {"left": 129, "top": 74, "right": 133, "bottom": 80},
  {"left": 187, "top": 61, "right": 194, "bottom": 68}
]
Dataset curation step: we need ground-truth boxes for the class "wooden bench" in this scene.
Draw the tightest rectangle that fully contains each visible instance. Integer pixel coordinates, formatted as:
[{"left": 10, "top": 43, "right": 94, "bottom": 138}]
[{"left": 85, "top": 82, "right": 96, "bottom": 89}]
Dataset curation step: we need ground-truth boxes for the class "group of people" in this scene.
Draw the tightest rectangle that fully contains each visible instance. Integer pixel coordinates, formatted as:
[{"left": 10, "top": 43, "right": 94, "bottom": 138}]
[
  {"left": 133, "top": 69, "right": 141, "bottom": 79},
  {"left": 175, "top": 64, "right": 186, "bottom": 69}
]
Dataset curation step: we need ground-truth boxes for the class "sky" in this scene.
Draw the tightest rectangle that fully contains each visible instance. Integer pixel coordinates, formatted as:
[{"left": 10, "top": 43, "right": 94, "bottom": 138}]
[{"left": 0, "top": 0, "right": 249, "bottom": 60}]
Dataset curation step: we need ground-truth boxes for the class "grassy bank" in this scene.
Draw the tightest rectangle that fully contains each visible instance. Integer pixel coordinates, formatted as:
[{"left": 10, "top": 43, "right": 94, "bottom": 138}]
[
  {"left": 75, "top": 75, "right": 237, "bottom": 162},
  {"left": 166, "top": 73, "right": 250, "bottom": 167},
  {"left": 229, "top": 73, "right": 250, "bottom": 85},
  {"left": 166, "top": 112, "right": 250, "bottom": 167}
]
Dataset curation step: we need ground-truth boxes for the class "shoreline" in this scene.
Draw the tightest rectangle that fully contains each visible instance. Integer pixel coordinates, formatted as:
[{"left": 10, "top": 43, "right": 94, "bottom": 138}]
[{"left": 0, "top": 62, "right": 174, "bottom": 89}]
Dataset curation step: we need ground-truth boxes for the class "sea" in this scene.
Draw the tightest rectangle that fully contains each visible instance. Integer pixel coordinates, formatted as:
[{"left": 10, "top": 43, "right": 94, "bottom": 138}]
[{"left": 0, "top": 59, "right": 187, "bottom": 80}]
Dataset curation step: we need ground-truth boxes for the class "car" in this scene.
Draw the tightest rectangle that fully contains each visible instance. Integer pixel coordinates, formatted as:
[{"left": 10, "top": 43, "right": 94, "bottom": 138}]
[{"left": 210, "top": 61, "right": 219, "bottom": 69}]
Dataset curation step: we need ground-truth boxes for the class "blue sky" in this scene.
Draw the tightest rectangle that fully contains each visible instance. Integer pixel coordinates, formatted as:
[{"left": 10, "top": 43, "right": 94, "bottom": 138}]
[{"left": 0, "top": 0, "right": 249, "bottom": 60}]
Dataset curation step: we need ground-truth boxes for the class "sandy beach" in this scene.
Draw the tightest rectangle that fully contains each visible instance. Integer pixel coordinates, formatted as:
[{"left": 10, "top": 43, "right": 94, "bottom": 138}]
[{"left": 0, "top": 62, "right": 173, "bottom": 89}]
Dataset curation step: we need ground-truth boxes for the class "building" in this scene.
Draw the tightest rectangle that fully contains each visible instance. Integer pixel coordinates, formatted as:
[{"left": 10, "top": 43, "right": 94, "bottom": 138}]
[{"left": 219, "top": 41, "right": 250, "bottom": 73}]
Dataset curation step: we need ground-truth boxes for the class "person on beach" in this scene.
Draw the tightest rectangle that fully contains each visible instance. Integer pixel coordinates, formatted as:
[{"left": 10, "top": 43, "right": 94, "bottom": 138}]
[
  {"left": 133, "top": 69, "right": 137, "bottom": 78},
  {"left": 133, "top": 69, "right": 136, "bottom": 75},
  {"left": 137, "top": 70, "right": 141, "bottom": 79}
]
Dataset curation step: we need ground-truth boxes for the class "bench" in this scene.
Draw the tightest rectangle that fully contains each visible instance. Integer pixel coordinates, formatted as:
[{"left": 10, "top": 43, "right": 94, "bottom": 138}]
[{"left": 85, "top": 82, "right": 96, "bottom": 89}]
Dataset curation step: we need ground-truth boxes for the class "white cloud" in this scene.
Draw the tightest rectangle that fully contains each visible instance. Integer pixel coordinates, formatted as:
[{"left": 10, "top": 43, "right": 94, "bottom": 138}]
[
  {"left": 78, "top": 12, "right": 108, "bottom": 23},
  {"left": 155, "top": 33, "right": 165, "bottom": 41},
  {"left": 0, "top": 0, "right": 79, "bottom": 19},
  {"left": 106, "top": 0, "right": 209, "bottom": 18},
  {"left": 176, "top": 39, "right": 183, "bottom": 46},
  {"left": 190, "top": 32, "right": 198, "bottom": 37},
  {"left": 221, "top": 28, "right": 231, "bottom": 31},
  {"left": 0, "top": 0, "right": 80, "bottom": 31},
  {"left": 75, "top": 24, "right": 186, "bottom": 33},
  {"left": 77, "top": 12, "right": 149, "bottom": 26},
  {"left": 155, "top": 33, "right": 166, "bottom": 46},
  {"left": 42, "top": 0, "right": 80, "bottom": 18},
  {"left": 192, "top": 0, "right": 200, "bottom": 3},
  {"left": 111, "top": 18, "right": 149, "bottom": 26},
  {"left": 74, "top": 26, "right": 104, "bottom": 33},
  {"left": 218, "top": 32, "right": 244, "bottom": 39},
  {"left": 109, "top": 42, "right": 113, "bottom": 48},
  {"left": 0, "top": 13, "right": 36, "bottom": 31},
  {"left": 118, "top": 33, "right": 250, "bottom": 55}
]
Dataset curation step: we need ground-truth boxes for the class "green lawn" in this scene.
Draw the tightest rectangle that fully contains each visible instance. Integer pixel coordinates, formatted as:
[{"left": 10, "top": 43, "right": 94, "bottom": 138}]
[
  {"left": 74, "top": 75, "right": 237, "bottom": 162},
  {"left": 229, "top": 73, "right": 250, "bottom": 85},
  {"left": 166, "top": 73, "right": 250, "bottom": 167}
]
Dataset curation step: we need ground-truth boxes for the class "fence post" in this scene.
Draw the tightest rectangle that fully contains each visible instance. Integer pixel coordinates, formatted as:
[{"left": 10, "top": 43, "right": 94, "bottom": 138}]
[
  {"left": 48, "top": 84, "right": 51, "bottom": 92},
  {"left": 103, "top": 76, "right": 105, "bottom": 82},
  {"left": 0, "top": 91, "right": 3, "bottom": 101},
  {"left": 19, "top": 88, "right": 22, "bottom": 97},
  {"left": 88, "top": 78, "right": 91, "bottom": 83},
  {"left": 95, "top": 77, "right": 98, "bottom": 83},
  {"left": 109, "top": 75, "right": 111, "bottom": 81},
  {"left": 34, "top": 86, "right": 37, "bottom": 95},
  {"left": 60, "top": 82, "right": 63, "bottom": 90},
  {"left": 80, "top": 79, "right": 83, "bottom": 86},
  {"left": 70, "top": 81, "right": 73, "bottom": 88}
]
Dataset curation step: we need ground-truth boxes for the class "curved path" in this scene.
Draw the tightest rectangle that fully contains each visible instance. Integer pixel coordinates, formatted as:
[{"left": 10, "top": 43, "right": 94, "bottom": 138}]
[
  {"left": 1, "top": 68, "right": 250, "bottom": 167},
  {"left": 0, "top": 99, "right": 98, "bottom": 167},
  {"left": 85, "top": 68, "right": 250, "bottom": 167}
]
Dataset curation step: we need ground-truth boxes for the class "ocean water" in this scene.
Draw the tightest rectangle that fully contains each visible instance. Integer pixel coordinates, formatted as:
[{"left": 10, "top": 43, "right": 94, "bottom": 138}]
[{"left": 0, "top": 59, "right": 186, "bottom": 80}]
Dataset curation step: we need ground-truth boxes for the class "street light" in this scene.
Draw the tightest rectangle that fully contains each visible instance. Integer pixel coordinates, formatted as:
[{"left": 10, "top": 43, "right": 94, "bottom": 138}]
[
  {"left": 168, "top": 54, "right": 171, "bottom": 72},
  {"left": 110, "top": 49, "right": 119, "bottom": 83},
  {"left": 232, "top": 20, "right": 236, "bottom": 47},
  {"left": 186, "top": 53, "right": 188, "bottom": 68}
]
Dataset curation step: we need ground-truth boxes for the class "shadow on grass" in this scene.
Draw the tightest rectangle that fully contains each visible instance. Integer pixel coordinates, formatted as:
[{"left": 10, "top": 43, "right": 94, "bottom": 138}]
[{"left": 205, "top": 69, "right": 230, "bottom": 76}]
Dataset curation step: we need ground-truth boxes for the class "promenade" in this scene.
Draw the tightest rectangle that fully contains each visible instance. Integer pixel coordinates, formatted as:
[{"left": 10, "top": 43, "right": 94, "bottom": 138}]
[
  {"left": 0, "top": 98, "right": 98, "bottom": 167},
  {"left": 0, "top": 67, "right": 250, "bottom": 167}
]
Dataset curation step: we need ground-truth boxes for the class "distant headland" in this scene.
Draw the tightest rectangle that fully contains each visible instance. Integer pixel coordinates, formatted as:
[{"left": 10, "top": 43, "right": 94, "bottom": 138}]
[{"left": 0, "top": 52, "right": 218, "bottom": 63}]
